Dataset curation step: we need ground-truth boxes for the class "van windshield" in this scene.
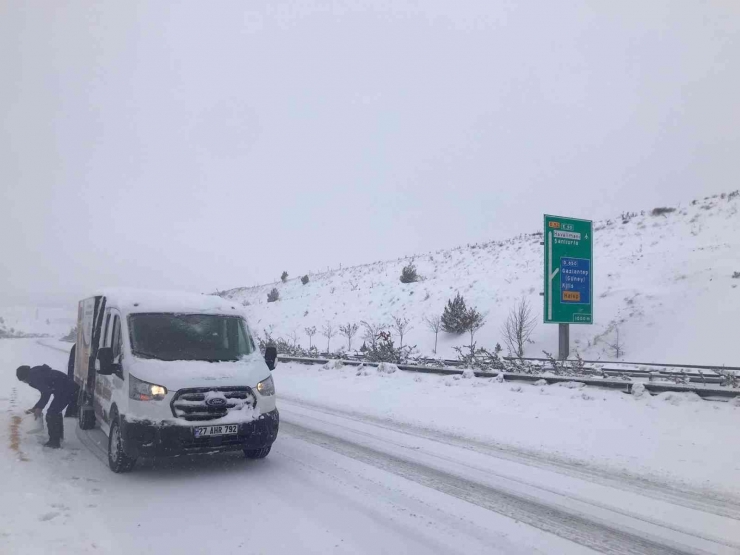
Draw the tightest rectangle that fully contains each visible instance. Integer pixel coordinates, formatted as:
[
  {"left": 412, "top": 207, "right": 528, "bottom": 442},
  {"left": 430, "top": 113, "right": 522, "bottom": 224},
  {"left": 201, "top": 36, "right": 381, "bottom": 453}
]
[{"left": 128, "top": 313, "right": 254, "bottom": 362}]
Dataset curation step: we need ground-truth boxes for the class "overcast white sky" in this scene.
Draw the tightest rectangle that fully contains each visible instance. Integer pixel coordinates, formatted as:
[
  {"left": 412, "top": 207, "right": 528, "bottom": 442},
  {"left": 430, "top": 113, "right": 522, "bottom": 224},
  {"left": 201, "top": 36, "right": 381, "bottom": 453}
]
[{"left": 1, "top": 1, "right": 738, "bottom": 307}]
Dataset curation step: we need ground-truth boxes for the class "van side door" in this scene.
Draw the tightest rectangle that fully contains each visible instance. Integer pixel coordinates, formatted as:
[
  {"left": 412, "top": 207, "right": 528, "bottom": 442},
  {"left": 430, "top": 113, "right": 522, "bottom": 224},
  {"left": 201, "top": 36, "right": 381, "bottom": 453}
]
[{"left": 95, "top": 309, "right": 117, "bottom": 432}]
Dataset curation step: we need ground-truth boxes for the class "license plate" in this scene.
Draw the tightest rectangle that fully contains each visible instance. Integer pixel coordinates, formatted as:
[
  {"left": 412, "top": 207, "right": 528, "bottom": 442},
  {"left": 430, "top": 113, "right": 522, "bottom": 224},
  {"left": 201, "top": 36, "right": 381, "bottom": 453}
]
[{"left": 193, "top": 424, "right": 239, "bottom": 438}]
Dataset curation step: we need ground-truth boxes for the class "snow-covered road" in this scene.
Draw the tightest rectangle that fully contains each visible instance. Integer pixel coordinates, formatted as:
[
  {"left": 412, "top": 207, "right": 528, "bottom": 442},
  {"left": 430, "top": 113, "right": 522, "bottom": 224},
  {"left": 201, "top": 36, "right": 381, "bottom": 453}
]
[{"left": 2, "top": 339, "right": 739, "bottom": 554}]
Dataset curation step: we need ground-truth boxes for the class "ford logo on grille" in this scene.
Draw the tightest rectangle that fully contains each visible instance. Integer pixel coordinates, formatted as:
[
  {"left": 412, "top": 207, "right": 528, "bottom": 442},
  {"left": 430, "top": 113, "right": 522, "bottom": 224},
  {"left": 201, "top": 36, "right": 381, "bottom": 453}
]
[{"left": 206, "top": 397, "right": 227, "bottom": 408}]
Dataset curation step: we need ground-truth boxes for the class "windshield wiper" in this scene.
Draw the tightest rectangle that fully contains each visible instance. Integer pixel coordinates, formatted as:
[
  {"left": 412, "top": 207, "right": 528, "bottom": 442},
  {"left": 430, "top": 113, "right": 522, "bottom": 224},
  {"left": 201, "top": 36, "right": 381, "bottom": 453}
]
[{"left": 132, "top": 349, "right": 168, "bottom": 360}]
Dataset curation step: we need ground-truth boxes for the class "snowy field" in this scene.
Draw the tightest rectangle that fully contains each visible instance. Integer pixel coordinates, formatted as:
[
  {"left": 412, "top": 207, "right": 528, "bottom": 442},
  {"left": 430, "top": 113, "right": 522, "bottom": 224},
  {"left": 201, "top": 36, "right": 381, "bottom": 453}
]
[
  {"left": 226, "top": 192, "right": 740, "bottom": 366},
  {"left": 3, "top": 338, "right": 740, "bottom": 555},
  {"left": 0, "top": 307, "right": 75, "bottom": 339}
]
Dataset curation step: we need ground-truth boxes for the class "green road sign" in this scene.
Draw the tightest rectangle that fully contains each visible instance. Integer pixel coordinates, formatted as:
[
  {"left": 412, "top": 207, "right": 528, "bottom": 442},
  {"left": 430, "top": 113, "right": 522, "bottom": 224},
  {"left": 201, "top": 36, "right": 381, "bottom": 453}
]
[{"left": 543, "top": 215, "right": 593, "bottom": 324}]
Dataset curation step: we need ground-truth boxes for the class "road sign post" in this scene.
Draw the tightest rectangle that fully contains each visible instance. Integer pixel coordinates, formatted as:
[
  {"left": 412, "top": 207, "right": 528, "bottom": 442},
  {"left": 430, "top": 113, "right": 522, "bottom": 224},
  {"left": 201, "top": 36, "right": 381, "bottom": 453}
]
[
  {"left": 558, "top": 323, "right": 569, "bottom": 360},
  {"left": 543, "top": 215, "right": 593, "bottom": 358}
]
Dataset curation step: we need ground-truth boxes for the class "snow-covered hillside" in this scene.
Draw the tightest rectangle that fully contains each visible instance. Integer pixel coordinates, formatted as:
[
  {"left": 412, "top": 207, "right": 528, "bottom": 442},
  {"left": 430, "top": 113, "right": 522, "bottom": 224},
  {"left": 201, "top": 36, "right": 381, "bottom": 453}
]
[
  {"left": 0, "top": 307, "right": 76, "bottom": 339},
  {"left": 225, "top": 191, "right": 740, "bottom": 366}
]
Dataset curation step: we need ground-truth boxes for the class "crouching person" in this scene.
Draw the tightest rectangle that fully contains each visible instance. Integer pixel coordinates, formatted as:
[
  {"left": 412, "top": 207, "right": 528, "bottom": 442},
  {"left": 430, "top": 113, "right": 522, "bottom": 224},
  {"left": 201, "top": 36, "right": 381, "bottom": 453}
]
[{"left": 16, "top": 364, "right": 77, "bottom": 449}]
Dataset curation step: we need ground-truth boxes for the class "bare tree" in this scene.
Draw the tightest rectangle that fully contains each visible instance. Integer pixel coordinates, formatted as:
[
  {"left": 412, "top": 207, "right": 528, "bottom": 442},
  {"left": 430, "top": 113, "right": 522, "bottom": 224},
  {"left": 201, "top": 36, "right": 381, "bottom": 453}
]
[
  {"left": 360, "top": 321, "right": 386, "bottom": 351},
  {"left": 462, "top": 308, "right": 486, "bottom": 349},
  {"left": 304, "top": 326, "right": 317, "bottom": 349},
  {"left": 339, "top": 322, "right": 359, "bottom": 351},
  {"left": 321, "top": 322, "right": 336, "bottom": 353},
  {"left": 501, "top": 298, "right": 537, "bottom": 358},
  {"left": 423, "top": 314, "right": 442, "bottom": 354},
  {"left": 288, "top": 329, "right": 300, "bottom": 347},
  {"left": 607, "top": 328, "right": 625, "bottom": 359},
  {"left": 391, "top": 315, "right": 414, "bottom": 349}
]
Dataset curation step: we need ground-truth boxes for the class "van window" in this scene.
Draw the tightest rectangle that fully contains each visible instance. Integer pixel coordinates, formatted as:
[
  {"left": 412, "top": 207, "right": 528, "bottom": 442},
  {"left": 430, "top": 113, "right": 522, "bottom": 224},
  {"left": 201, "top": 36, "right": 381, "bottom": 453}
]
[
  {"left": 103, "top": 314, "right": 112, "bottom": 347},
  {"left": 128, "top": 314, "right": 253, "bottom": 362},
  {"left": 111, "top": 316, "right": 122, "bottom": 359}
]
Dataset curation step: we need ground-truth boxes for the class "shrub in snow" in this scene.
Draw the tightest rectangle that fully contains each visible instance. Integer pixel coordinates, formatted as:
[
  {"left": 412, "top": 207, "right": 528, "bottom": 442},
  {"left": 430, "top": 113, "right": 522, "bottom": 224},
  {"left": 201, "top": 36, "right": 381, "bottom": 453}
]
[
  {"left": 631, "top": 382, "right": 647, "bottom": 399},
  {"left": 377, "top": 362, "right": 399, "bottom": 375},
  {"left": 304, "top": 326, "right": 317, "bottom": 349},
  {"left": 655, "top": 392, "right": 702, "bottom": 406},
  {"left": 715, "top": 368, "right": 739, "bottom": 388},
  {"left": 301, "top": 274, "right": 310, "bottom": 285},
  {"left": 441, "top": 293, "right": 468, "bottom": 334},
  {"left": 281, "top": 271, "right": 288, "bottom": 283},
  {"left": 423, "top": 314, "right": 442, "bottom": 354},
  {"left": 400, "top": 263, "right": 420, "bottom": 284},
  {"left": 558, "top": 381, "right": 586, "bottom": 389},
  {"left": 581, "top": 392, "right": 594, "bottom": 401},
  {"left": 542, "top": 351, "right": 591, "bottom": 377},
  {"left": 501, "top": 298, "right": 537, "bottom": 358},
  {"left": 510, "top": 385, "right": 523, "bottom": 393},
  {"left": 339, "top": 322, "right": 359, "bottom": 350},
  {"left": 729, "top": 396, "right": 740, "bottom": 408},
  {"left": 461, "top": 369, "right": 475, "bottom": 379},
  {"left": 322, "top": 360, "right": 344, "bottom": 371},
  {"left": 413, "top": 375, "right": 423, "bottom": 383},
  {"left": 534, "top": 379, "right": 548, "bottom": 387},
  {"left": 651, "top": 206, "right": 676, "bottom": 216},
  {"left": 267, "top": 288, "right": 280, "bottom": 303},
  {"left": 321, "top": 322, "right": 336, "bottom": 352},
  {"left": 61, "top": 326, "right": 77, "bottom": 343},
  {"left": 607, "top": 329, "right": 625, "bottom": 359},
  {"left": 391, "top": 315, "right": 413, "bottom": 349},
  {"left": 366, "top": 331, "right": 414, "bottom": 364},
  {"left": 356, "top": 366, "right": 372, "bottom": 377},
  {"left": 493, "top": 373, "right": 505, "bottom": 383}
]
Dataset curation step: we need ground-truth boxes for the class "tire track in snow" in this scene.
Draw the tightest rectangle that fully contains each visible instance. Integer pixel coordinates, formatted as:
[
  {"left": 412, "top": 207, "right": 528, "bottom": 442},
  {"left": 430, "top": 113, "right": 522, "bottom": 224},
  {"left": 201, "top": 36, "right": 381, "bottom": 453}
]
[
  {"left": 280, "top": 395, "right": 740, "bottom": 521},
  {"left": 282, "top": 420, "right": 719, "bottom": 555}
]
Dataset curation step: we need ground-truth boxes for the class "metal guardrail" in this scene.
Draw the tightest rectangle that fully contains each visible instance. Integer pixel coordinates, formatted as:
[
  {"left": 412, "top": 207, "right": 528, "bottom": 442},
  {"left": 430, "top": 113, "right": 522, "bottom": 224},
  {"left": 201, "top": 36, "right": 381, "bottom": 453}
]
[
  {"left": 277, "top": 355, "right": 740, "bottom": 400},
  {"left": 289, "top": 353, "right": 734, "bottom": 385}
]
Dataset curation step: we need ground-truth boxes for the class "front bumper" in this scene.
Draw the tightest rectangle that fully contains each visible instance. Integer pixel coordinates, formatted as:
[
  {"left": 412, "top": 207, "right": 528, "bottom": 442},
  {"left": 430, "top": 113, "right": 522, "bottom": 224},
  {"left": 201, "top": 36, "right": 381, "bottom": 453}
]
[{"left": 120, "top": 409, "right": 279, "bottom": 459}]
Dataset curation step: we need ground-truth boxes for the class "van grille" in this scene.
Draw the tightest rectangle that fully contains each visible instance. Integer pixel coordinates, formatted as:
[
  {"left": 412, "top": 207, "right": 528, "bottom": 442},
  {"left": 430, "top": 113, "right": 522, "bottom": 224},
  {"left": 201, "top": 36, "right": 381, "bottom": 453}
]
[{"left": 171, "top": 387, "right": 256, "bottom": 421}]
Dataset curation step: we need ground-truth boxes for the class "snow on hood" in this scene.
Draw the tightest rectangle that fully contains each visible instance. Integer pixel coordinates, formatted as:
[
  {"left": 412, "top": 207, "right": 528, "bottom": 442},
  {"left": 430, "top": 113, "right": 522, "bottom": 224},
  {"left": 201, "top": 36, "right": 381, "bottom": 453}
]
[{"left": 126, "top": 351, "right": 271, "bottom": 391}]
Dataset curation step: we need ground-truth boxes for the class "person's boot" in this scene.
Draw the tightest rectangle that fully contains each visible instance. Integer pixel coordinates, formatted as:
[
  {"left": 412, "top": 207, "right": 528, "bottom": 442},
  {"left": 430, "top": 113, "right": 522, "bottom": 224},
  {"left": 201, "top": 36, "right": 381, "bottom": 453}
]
[{"left": 44, "top": 414, "right": 63, "bottom": 449}]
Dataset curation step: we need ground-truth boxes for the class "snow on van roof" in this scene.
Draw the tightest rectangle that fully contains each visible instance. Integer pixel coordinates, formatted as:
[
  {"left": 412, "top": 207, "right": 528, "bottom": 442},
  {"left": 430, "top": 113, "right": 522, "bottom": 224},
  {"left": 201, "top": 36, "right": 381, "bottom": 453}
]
[{"left": 94, "top": 288, "right": 243, "bottom": 316}]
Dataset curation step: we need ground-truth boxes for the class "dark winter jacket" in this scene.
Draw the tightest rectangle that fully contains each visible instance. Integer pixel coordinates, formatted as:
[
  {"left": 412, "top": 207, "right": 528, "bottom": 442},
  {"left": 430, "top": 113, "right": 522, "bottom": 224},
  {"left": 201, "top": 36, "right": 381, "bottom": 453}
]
[{"left": 25, "top": 365, "right": 75, "bottom": 410}]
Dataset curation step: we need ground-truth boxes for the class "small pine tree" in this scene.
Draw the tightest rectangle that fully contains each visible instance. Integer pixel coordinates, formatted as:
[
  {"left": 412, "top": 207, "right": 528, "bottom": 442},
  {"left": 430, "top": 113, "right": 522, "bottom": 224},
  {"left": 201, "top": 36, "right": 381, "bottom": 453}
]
[
  {"left": 400, "top": 263, "right": 419, "bottom": 284},
  {"left": 441, "top": 293, "right": 468, "bottom": 334},
  {"left": 267, "top": 288, "right": 280, "bottom": 303},
  {"left": 301, "top": 274, "right": 309, "bottom": 285},
  {"left": 281, "top": 271, "right": 288, "bottom": 283}
]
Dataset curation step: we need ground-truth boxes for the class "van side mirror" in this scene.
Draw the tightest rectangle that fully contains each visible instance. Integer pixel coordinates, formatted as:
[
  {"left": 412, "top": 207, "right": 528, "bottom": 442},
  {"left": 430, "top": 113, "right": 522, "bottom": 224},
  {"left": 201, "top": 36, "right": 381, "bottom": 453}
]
[
  {"left": 97, "top": 347, "right": 118, "bottom": 375},
  {"left": 264, "top": 346, "right": 277, "bottom": 371}
]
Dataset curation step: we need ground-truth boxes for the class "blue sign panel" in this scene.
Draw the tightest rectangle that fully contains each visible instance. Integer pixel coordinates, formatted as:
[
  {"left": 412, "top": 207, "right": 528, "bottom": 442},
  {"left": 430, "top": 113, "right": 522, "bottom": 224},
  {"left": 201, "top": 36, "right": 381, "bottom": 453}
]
[{"left": 560, "top": 257, "right": 590, "bottom": 304}]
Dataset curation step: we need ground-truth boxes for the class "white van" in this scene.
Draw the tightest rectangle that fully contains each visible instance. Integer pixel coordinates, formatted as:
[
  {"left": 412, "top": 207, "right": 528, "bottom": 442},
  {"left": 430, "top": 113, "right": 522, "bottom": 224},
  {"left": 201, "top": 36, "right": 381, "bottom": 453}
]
[{"left": 73, "top": 289, "right": 278, "bottom": 473}]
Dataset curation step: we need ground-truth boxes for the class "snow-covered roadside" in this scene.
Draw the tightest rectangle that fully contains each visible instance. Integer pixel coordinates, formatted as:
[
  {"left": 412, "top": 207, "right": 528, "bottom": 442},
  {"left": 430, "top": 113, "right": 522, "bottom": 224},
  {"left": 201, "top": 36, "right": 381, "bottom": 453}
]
[
  {"left": 3, "top": 339, "right": 600, "bottom": 555},
  {"left": 276, "top": 361, "right": 740, "bottom": 498}
]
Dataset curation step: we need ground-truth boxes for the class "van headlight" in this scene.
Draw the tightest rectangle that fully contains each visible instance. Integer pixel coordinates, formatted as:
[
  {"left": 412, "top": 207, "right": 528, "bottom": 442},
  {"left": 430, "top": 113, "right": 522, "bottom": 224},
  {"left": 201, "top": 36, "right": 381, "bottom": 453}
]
[
  {"left": 129, "top": 375, "right": 167, "bottom": 401},
  {"left": 256, "top": 375, "right": 275, "bottom": 396}
]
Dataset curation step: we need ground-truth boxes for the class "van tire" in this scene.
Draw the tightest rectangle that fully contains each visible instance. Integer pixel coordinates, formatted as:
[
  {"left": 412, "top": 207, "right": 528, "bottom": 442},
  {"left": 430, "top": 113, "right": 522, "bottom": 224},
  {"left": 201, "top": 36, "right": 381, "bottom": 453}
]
[
  {"left": 108, "top": 419, "right": 136, "bottom": 473},
  {"left": 244, "top": 446, "right": 271, "bottom": 459},
  {"left": 78, "top": 389, "right": 96, "bottom": 431}
]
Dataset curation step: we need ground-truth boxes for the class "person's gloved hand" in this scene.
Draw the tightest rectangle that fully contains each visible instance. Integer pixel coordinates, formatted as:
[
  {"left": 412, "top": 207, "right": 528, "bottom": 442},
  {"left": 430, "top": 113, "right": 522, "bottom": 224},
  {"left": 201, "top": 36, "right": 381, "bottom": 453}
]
[{"left": 26, "top": 408, "right": 43, "bottom": 420}]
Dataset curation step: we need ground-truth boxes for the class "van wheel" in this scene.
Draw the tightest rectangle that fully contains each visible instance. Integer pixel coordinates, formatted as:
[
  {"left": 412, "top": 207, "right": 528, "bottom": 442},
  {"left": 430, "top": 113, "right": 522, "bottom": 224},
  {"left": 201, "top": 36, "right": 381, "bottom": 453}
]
[
  {"left": 244, "top": 446, "right": 271, "bottom": 459},
  {"left": 108, "top": 419, "right": 136, "bottom": 473},
  {"left": 78, "top": 390, "right": 96, "bottom": 430}
]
